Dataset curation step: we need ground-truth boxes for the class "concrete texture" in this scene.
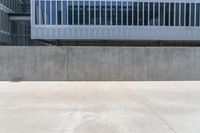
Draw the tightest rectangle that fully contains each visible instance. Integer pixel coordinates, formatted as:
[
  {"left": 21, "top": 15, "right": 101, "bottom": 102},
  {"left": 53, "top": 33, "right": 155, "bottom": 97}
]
[
  {"left": 0, "top": 81, "right": 200, "bottom": 133},
  {"left": 0, "top": 46, "right": 200, "bottom": 80}
]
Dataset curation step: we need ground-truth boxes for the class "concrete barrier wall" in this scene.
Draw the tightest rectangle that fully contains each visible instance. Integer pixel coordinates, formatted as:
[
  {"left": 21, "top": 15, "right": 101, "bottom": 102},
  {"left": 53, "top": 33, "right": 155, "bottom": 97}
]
[{"left": 0, "top": 46, "right": 200, "bottom": 81}]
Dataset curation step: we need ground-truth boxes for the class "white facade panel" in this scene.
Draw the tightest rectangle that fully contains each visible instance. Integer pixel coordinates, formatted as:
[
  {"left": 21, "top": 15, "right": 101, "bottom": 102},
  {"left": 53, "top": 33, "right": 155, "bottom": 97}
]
[{"left": 31, "top": 25, "right": 200, "bottom": 40}]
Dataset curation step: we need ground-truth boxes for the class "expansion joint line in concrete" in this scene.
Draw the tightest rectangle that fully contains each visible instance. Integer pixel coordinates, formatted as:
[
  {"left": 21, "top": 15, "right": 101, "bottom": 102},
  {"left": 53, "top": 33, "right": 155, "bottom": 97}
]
[
  {"left": 66, "top": 46, "right": 69, "bottom": 80},
  {"left": 123, "top": 85, "right": 177, "bottom": 133}
]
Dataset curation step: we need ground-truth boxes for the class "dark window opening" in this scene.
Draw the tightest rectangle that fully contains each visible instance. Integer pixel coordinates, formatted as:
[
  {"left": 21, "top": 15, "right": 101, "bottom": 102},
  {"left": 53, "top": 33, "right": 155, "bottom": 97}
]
[
  {"left": 196, "top": 3, "right": 200, "bottom": 26},
  {"left": 74, "top": 1, "right": 78, "bottom": 25},
  {"left": 79, "top": 1, "right": 84, "bottom": 25},
  {"left": 154, "top": 3, "right": 159, "bottom": 26},
  {"left": 175, "top": 3, "right": 179, "bottom": 26},
  {"left": 117, "top": 2, "right": 122, "bottom": 25},
  {"left": 107, "top": 2, "right": 111, "bottom": 25},
  {"left": 144, "top": 2, "right": 148, "bottom": 26},
  {"left": 68, "top": 1, "right": 73, "bottom": 25},
  {"left": 170, "top": 3, "right": 174, "bottom": 26},
  {"left": 160, "top": 3, "right": 164, "bottom": 26},
  {"left": 40, "top": 1, "right": 45, "bottom": 25},
  {"left": 186, "top": 3, "right": 190, "bottom": 26},
  {"left": 52, "top": 1, "right": 56, "bottom": 25},
  {"left": 96, "top": 1, "right": 100, "bottom": 25},
  {"left": 46, "top": 1, "right": 51, "bottom": 25},
  {"left": 191, "top": 3, "right": 195, "bottom": 26},
  {"left": 165, "top": 3, "right": 169, "bottom": 26},
  {"left": 90, "top": 1, "right": 95, "bottom": 25},
  {"left": 123, "top": 2, "right": 127, "bottom": 25},
  {"left": 101, "top": 1, "right": 106, "bottom": 25},
  {"left": 181, "top": 3, "right": 185, "bottom": 26},
  {"left": 35, "top": 1, "right": 39, "bottom": 24},
  {"left": 133, "top": 2, "right": 138, "bottom": 25},
  {"left": 128, "top": 2, "right": 132, "bottom": 25},
  {"left": 57, "top": 1, "right": 62, "bottom": 25},
  {"left": 139, "top": 2, "right": 143, "bottom": 25},
  {"left": 149, "top": 2, "right": 153, "bottom": 26},
  {"left": 85, "top": 1, "right": 89, "bottom": 25},
  {"left": 112, "top": 2, "right": 116, "bottom": 25},
  {"left": 63, "top": 1, "right": 67, "bottom": 24}
]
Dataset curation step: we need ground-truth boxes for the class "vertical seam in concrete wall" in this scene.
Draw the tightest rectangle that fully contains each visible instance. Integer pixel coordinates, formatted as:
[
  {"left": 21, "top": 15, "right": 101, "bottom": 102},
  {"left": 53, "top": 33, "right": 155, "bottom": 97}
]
[
  {"left": 118, "top": 46, "right": 121, "bottom": 80},
  {"left": 67, "top": 46, "right": 69, "bottom": 81}
]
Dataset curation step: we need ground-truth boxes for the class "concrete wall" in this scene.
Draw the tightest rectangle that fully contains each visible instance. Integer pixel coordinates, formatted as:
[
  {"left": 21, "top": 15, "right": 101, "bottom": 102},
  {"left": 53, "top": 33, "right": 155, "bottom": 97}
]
[{"left": 0, "top": 46, "right": 200, "bottom": 81}]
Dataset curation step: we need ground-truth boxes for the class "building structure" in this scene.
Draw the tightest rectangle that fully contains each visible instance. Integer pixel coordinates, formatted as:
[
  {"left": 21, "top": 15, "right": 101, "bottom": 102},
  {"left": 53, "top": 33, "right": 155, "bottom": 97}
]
[
  {"left": 0, "top": 0, "right": 46, "bottom": 46},
  {"left": 0, "top": 0, "right": 200, "bottom": 45},
  {"left": 0, "top": 0, "right": 22, "bottom": 45},
  {"left": 31, "top": 0, "right": 200, "bottom": 41},
  {"left": 1, "top": 0, "right": 200, "bottom": 44}
]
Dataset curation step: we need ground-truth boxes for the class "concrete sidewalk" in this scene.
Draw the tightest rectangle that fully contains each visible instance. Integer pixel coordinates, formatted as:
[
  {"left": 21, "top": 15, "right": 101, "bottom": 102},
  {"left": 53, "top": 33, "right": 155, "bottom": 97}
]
[{"left": 0, "top": 81, "right": 199, "bottom": 133}]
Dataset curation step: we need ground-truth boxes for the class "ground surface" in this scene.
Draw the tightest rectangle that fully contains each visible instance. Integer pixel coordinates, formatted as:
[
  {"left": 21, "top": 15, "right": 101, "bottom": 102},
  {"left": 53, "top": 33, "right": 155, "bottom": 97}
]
[{"left": 0, "top": 81, "right": 200, "bottom": 133}]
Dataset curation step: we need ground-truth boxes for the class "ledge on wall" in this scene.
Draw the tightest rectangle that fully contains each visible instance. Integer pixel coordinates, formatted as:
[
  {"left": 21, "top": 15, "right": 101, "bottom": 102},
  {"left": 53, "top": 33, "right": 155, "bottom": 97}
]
[{"left": 34, "top": 40, "right": 200, "bottom": 47}]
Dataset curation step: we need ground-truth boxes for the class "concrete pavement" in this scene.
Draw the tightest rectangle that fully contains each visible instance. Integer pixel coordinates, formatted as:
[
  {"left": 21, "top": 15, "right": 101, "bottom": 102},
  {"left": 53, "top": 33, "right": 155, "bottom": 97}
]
[{"left": 0, "top": 81, "right": 200, "bottom": 133}]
